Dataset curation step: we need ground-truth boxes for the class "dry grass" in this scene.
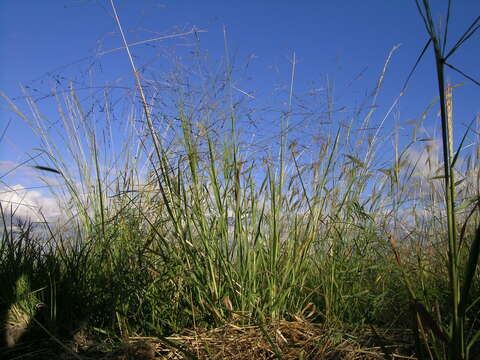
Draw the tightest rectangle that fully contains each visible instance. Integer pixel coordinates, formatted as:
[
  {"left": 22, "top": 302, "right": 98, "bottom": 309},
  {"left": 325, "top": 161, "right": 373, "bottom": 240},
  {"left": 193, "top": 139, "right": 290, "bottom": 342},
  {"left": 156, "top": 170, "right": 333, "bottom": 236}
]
[
  {"left": 143, "top": 320, "right": 414, "bottom": 360},
  {"left": 2, "top": 319, "right": 416, "bottom": 360}
]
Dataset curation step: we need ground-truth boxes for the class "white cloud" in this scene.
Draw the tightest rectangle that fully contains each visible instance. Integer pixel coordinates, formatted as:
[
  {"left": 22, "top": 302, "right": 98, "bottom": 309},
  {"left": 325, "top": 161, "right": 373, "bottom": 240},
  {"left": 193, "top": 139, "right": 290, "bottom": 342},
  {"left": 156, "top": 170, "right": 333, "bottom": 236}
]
[
  {"left": 404, "top": 139, "right": 443, "bottom": 180},
  {"left": 0, "top": 184, "right": 61, "bottom": 222}
]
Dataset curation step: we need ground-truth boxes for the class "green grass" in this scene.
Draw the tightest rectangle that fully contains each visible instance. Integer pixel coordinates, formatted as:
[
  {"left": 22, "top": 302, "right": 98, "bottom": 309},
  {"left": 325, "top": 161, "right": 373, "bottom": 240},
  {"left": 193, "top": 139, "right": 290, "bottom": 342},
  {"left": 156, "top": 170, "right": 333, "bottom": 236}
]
[{"left": 1, "top": 1, "right": 479, "bottom": 359}]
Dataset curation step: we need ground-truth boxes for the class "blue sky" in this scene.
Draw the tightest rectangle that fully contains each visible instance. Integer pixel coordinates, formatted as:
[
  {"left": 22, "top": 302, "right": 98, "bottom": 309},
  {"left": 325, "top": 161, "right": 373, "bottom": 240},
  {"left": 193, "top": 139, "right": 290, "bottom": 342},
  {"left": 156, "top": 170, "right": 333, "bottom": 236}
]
[{"left": 0, "top": 0, "right": 479, "bottom": 198}]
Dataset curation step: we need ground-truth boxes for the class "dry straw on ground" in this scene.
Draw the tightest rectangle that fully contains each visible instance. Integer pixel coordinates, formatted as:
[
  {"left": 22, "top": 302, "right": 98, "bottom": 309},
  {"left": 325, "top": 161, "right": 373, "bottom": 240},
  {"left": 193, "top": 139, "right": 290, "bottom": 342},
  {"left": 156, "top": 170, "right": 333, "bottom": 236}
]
[
  {"left": 107, "top": 320, "right": 415, "bottom": 359},
  {"left": 2, "top": 318, "right": 416, "bottom": 359}
]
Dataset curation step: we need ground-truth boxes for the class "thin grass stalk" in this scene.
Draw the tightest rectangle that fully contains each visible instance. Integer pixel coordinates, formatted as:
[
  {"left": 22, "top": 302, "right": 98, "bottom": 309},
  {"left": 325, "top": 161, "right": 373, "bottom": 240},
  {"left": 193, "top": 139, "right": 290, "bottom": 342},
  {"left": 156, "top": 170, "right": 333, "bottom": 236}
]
[
  {"left": 109, "top": 1, "right": 188, "bottom": 251},
  {"left": 415, "top": 1, "right": 480, "bottom": 357},
  {"left": 428, "top": 23, "right": 461, "bottom": 360},
  {"left": 279, "top": 52, "right": 296, "bottom": 194},
  {"left": 109, "top": 0, "right": 162, "bottom": 166}
]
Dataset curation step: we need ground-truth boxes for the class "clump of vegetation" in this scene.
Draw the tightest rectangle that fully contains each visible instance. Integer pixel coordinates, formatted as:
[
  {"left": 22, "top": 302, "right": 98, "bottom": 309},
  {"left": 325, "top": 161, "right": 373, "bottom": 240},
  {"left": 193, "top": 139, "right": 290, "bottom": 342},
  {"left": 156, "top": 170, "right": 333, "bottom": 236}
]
[{"left": 1, "top": 1, "right": 479, "bottom": 359}]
